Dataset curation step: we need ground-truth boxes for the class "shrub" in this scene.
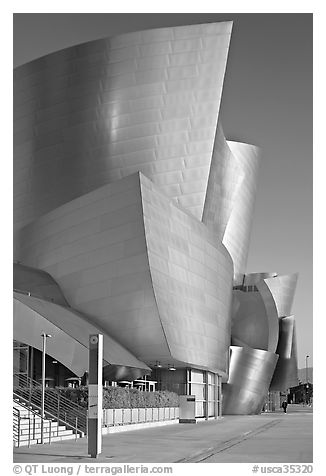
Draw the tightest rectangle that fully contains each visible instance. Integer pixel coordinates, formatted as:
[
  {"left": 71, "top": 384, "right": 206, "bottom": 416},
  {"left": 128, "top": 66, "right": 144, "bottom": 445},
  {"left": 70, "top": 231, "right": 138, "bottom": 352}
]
[
  {"left": 55, "top": 386, "right": 88, "bottom": 407},
  {"left": 54, "top": 386, "right": 179, "bottom": 409},
  {"left": 102, "top": 387, "right": 179, "bottom": 408}
]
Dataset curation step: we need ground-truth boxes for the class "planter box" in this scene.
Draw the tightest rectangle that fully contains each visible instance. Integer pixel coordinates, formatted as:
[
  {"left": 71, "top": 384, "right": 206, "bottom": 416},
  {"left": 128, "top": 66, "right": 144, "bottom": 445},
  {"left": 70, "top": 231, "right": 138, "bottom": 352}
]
[
  {"left": 152, "top": 408, "right": 159, "bottom": 421},
  {"left": 103, "top": 409, "right": 114, "bottom": 427},
  {"left": 131, "top": 408, "right": 139, "bottom": 423},
  {"left": 145, "top": 408, "right": 153, "bottom": 422},
  {"left": 158, "top": 407, "right": 164, "bottom": 421},
  {"left": 114, "top": 409, "right": 123, "bottom": 425},
  {"left": 102, "top": 407, "right": 178, "bottom": 427},
  {"left": 123, "top": 408, "right": 132, "bottom": 424},
  {"left": 138, "top": 408, "right": 146, "bottom": 422}
]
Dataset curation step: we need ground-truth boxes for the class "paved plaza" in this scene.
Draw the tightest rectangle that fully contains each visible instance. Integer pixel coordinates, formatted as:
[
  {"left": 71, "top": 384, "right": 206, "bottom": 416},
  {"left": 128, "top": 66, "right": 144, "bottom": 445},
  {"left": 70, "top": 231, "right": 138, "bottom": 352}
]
[{"left": 13, "top": 405, "right": 312, "bottom": 464}]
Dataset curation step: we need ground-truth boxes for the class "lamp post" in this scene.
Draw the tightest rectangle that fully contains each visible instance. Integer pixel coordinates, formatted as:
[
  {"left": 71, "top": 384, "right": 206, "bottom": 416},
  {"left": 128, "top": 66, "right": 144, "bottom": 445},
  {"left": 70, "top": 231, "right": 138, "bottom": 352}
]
[
  {"left": 304, "top": 355, "right": 309, "bottom": 405},
  {"left": 305, "top": 355, "right": 309, "bottom": 384},
  {"left": 41, "top": 332, "right": 52, "bottom": 444}
]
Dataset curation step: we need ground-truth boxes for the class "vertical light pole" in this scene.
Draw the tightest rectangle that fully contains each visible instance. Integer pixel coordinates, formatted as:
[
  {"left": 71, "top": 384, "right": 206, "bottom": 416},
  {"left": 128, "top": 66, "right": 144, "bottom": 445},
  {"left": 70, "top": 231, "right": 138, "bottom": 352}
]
[
  {"left": 305, "top": 355, "right": 310, "bottom": 405},
  {"left": 305, "top": 355, "right": 309, "bottom": 384},
  {"left": 41, "top": 332, "right": 52, "bottom": 444}
]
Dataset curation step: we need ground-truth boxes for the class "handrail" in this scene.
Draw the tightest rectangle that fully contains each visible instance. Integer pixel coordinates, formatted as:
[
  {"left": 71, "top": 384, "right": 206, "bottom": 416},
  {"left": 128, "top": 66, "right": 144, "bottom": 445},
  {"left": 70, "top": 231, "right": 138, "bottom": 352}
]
[
  {"left": 13, "top": 374, "right": 87, "bottom": 434},
  {"left": 14, "top": 375, "right": 84, "bottom": 413},
  {"left": 13, "top": 403, "right": 34, "bottom": 447},
  {"left": 14, "top": 385, "right": 86, "bottom": 419},
  {"left": 13, "top": 407, "right": 20, "bottom": 446},
  {"left": 13, "top": 393, "right": 84, "bottom": 437},
  {"left": 14, "top": 374, "right": 86, "bottom": 414},
  {"left": 13, "top": 389, "right": 87, "bottom": 434}
]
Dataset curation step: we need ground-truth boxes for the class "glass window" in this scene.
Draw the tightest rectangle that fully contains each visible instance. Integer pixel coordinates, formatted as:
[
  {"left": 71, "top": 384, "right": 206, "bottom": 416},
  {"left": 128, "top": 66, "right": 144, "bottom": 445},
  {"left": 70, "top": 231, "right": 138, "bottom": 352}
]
[
  {"left": 190, "top": 369, "right": 204, "bottom": 383},
  {"left": 191, "top": 382, "right": 205, "bottom": 400},
  {"left": 208, "top": 402, "right": 215, "bottom": 417},
  {"left": 207, "top": 384, "right": 215, "bottom": 401},
  {"left": 195, "top": 401, "right": 205, "bottom": 417}
]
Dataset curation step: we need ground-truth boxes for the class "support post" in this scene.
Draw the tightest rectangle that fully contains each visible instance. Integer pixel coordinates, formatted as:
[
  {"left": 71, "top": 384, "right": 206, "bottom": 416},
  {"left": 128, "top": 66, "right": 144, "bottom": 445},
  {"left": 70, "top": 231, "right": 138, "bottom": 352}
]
[
  {"left": 217, "top": 375, "right": 222, "bottom": 418},
  {"left": 214, "top": 373, "right": 219, "bottom": 419},
  {"left": 204, "top": 371, "right": 208, "bottom": 420},
  {"left": 40, "top": 332, "right": 51, "bottom": 444},
  {"left": 88, "top": 334, "right": 103, "bottom": 458}
]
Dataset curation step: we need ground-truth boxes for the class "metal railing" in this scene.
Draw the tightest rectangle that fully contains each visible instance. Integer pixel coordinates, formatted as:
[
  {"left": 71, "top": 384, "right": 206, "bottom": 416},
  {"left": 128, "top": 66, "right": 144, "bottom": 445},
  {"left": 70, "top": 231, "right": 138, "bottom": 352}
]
[
  {"left": 13, "top": 374, "right": 87, "bottom": 435},
  {"left": 13, "top": 402, "right": 53, "bottom": 447},
  {"left": 13, "top": 407, "right": 22, "bottom": 446},
  {"left": 13, "top": 396, "right": 82, "bottom": 447}
]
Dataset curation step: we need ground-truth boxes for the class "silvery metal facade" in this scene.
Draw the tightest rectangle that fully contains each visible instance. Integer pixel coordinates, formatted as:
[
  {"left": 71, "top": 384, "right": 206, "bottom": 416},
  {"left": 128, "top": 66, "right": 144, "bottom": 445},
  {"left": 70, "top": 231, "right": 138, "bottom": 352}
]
[
  {"left": 223, "top": 273, "right": 299, "bottom": 414},
  {"left": 222, "top": 346, "right": 279, "bottom": 415},
  {"left": 14, "top": 22, "right": 232, "bottom": 231},
  {"left": 202, "top": 124, "right": 261, "bottom": 285},
  {"left": 13, "top": 21, "right": 299, "bottom": 416},
  {"left": 15, "top": 173, "right": 233, "bottom": 375}
]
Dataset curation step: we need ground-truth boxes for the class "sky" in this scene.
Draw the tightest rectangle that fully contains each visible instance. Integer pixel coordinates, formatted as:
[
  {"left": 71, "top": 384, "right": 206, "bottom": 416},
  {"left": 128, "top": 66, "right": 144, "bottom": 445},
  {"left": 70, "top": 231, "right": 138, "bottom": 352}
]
[{"left": 12, "top": 13, "right": 313, "bottom": 369}]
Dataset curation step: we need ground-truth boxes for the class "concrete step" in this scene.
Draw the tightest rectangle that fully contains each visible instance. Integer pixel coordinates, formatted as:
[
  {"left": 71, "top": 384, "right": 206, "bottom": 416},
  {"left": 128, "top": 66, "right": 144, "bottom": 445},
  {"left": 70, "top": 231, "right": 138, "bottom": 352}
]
[
  {"left": 13, "top": 432, "right": 81, "bottom": 447},
  {"left": 13, "top": 397, "right": 85, "bottom": 448},
  {"left": 19, "top": 420, "right": 60, "bottom": 428},
  {"left": 20, "top": 425, "right": 66, "bottom": 435},
  {"left": 13, "top": 439, "right": 38, "bottom": 447},
  {"left": 14, "top": 407, "right": 40, "bottom": 414},
  {"left": 18, "top": 428, "right": 74, "bottom": 439}
]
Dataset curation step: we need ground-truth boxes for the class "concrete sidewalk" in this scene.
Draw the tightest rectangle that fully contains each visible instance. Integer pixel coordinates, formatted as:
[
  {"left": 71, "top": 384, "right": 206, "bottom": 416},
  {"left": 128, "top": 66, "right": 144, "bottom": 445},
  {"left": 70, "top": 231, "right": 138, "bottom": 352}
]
[{"left": 13, "top": 405, "right": 312, "bottom": 464}]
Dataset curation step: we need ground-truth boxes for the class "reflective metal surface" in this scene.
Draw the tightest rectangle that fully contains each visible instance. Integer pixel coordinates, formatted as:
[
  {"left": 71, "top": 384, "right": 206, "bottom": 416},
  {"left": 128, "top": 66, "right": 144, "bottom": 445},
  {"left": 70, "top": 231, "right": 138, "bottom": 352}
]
[
  {"left": 230, "top": 272, "right": 280, "bottom": 353},
  {"left": 255, "top": 279, "right": 280, "bottom": 354},
  {"left": 13, "top": 21, "right": 300, "bottom": 411},
  {"left": 14, "top": 262, "right": 69, "bottom": 306},
  {"left": 202, "top": 125, "right": 261, "bottom": 284},
  {"left": 243, "top": 272, "right": 277, "bottom": 286},
  {"left": 270, "top": 318, "right": 299, "bottom": 390},
  {"left": 276, "top": 315, "right": 295, "bottom": 360},
  {"left": 202, "top": 123, "right": 241, "bottom": 242},
  {"left": 222, "top": 346, "right": 278, "bottom": 415},
  {"left": 14, "top": 22, "right": 232, "bottom": 232},
  {"left": 15, "top": 172, "right": 234, "bottom": 375},
  {"left": 263, "top": 273, "right": 298, "bottom": 317},
  {"left": 228, "top": 271, "right": 299, "bottom": 407},
  {"left": 231, "top": 288, "right": 278, "bottom": 353},
  {"left": 14, "top": 291, "right": 150, "bottom": 379}
]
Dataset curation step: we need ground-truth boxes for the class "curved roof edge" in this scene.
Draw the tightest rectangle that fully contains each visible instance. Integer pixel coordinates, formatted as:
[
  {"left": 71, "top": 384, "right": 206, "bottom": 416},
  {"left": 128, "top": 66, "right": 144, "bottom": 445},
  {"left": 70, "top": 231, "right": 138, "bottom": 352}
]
[
  {"left": 14, "top": 21, "right": 234, "bottom": 72},
  {"left": 14, "top": 291, "right": 150, "bottom": 375}
]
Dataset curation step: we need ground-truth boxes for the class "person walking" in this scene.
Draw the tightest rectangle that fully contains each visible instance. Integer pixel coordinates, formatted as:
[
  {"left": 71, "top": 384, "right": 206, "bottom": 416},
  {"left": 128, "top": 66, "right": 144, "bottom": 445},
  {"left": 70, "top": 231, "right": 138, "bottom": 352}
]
[{"left": 281, "top": 400, "right": 288, "bottom": 413}]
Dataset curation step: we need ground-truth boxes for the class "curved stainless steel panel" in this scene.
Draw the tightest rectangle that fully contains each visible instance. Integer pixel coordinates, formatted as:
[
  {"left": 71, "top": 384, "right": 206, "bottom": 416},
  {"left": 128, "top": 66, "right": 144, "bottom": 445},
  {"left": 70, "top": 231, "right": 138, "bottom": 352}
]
[
  {"left": 202, "top": 125, "right": 260, "bottom": 284},
  {"left": 202, "top": 123, "right": 243, "bottom": 241},
  {"left": 263, "top": 273, "right": 298, "bottom": 317},
  {"left": 255, "top": 279, "right": 279, "bottom": 353},
  {"left": 141, "top": 174, "right": 233, "bottom": 374},
  {"left": 15, "top": 172, "right": 233, "bottom": 374},
  {"left": 243, "top": 272, "right": 277, "bottom": 286},
  {"left": 270, "top": 318, "right": 299, "bottom": 390},
  {"left": 223, "top": 141, "right": 260, "bottom": 284},
  {"left": 14, "top": 291, "right": 150, "bottom": 378},
  {"left": 14, "top": 22, "right": 232, "bottom": 232},
  {"left": 231, "top": 288, "right": 278, "bottom": 353},
  {"left": 276, "top": 315, "right": 295, "bottom": 360},
  {"left": 222, "top": 346, "right": 279, "bottom": 415},
  {"left": 14, "top": 262, "right": 69, "bottom": 306}
]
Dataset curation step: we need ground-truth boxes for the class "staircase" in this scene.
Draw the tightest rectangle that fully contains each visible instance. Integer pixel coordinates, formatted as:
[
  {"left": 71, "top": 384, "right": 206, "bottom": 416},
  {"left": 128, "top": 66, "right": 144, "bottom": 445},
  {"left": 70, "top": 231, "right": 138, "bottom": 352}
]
[
  {"left": 13, "top": 400, "right": 82, "bottom": 447},
  {"left": 13, "top": 375, "right": 87, "bottom": 447}
]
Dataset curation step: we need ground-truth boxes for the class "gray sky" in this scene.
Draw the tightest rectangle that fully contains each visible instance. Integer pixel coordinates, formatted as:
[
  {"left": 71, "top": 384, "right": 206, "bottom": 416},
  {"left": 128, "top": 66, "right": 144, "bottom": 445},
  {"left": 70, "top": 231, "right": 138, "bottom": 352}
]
[{"left": 13, "top": 13, "right": 313, "bottom": 369}]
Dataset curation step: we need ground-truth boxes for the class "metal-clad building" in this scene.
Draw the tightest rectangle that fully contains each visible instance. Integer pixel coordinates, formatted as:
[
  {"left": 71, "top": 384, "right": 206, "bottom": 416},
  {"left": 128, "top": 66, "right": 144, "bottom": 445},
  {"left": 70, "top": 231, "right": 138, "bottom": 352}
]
[{"left": 13, "top": 22, "right": 298, "bottom": 418}]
